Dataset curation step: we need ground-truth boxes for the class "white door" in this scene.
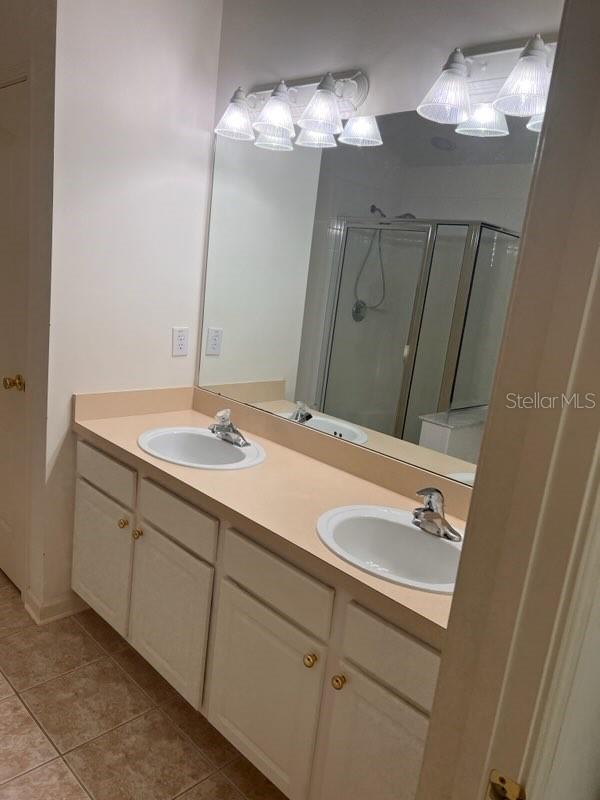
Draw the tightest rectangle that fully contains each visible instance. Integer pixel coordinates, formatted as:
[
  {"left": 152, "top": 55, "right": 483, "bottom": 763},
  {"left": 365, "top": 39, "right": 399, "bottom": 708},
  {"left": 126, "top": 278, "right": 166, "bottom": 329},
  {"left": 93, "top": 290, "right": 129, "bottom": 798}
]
[
  {"left": 72, "top": 479, "right": 135, "bottom": 635},
  {"left": 209, "top": 579, "right": 326, "bottom": 800},
  {"left": 0, "top": 79, "right": 29, "bottom": 589},
  {"left": 317, "top": 663, "right": 428, "bottom": 800},
  {"left": 128, "top": 524, "right": 214, "bottom": 708}
]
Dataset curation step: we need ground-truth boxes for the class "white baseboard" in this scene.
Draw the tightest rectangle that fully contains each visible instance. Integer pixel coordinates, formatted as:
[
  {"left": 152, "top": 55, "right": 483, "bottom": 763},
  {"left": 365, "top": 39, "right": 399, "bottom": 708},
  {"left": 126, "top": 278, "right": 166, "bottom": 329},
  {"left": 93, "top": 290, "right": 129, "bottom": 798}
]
[{"left": 23, "top": 588, "right": 87, "bottom": 625}]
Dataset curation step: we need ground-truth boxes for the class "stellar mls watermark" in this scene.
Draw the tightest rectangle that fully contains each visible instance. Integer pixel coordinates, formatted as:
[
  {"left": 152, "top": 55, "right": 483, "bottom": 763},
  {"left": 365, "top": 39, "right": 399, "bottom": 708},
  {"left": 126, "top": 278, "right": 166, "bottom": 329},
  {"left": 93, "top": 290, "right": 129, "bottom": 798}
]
[{"left": 505, "top": 392, "right": 597, "bottom": 409}]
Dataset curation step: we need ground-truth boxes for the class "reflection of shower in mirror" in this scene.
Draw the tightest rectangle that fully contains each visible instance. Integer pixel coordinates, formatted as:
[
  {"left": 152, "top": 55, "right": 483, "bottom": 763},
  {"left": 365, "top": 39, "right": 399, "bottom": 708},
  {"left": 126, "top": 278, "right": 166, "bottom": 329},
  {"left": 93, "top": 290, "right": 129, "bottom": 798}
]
[{"left": 352, "top": 206, "right": 419, "bottom": 322}]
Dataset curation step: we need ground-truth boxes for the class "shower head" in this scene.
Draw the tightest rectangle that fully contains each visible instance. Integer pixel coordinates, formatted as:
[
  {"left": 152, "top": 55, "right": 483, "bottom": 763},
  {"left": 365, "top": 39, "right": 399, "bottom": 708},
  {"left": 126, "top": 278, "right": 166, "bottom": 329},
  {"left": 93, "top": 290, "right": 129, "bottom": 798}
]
[{"left": 370, "top": 204, "right": 387, "bottom": 218}]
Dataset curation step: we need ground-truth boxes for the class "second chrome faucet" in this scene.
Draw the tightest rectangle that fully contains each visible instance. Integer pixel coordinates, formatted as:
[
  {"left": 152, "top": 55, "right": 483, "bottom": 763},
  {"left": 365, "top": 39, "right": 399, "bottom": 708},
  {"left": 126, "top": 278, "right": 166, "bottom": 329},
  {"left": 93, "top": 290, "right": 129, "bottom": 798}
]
[{"left": 413, "top": 487, "right": 462, "bottom": 542}]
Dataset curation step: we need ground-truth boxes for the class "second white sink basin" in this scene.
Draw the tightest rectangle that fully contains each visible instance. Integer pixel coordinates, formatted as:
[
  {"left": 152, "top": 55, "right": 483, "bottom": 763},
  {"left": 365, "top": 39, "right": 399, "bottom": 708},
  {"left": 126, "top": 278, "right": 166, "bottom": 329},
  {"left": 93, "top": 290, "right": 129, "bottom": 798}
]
[
  {"left": 317, "top": 505, "right": 462, "bottom": 593},
  {"left": 281, "top": 412, "right": 368, "bottom": 444},
  {"left": 138, "top": 427, "right": 265, "bottom": 470}
]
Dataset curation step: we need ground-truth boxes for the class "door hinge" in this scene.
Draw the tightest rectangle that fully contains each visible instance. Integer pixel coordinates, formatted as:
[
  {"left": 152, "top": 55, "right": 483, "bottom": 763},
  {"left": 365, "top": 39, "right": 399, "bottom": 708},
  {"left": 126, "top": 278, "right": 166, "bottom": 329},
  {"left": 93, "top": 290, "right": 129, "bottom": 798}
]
[{"left": 487, "top": 769, "right": 526, "bottom": 800}]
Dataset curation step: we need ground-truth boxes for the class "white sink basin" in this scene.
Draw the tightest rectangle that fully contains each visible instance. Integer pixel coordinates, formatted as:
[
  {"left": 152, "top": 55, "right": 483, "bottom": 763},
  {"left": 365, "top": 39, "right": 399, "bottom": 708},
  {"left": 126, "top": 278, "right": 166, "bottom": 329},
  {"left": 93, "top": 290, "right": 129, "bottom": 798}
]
[
  {"left": 281, "top": 412, "right": 368, "bottom": 444},
  {"left": 317, "top": 505, "right": 462, "bottom": 593},
  {"left": 138, "top": 427, "right": 265, "bottom": 470}
]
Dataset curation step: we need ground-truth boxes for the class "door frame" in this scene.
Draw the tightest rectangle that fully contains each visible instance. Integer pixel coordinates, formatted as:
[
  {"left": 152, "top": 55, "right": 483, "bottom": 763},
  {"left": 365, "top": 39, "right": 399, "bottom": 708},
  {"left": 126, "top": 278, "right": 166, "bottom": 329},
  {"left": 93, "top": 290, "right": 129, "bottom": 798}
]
[{"left": 416, "top": 0, "right": 600, "bottom": 797}]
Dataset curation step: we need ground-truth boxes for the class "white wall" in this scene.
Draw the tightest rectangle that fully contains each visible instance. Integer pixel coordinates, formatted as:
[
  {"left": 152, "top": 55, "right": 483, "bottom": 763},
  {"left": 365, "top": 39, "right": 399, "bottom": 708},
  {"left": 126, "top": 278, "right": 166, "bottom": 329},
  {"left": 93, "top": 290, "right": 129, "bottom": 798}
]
[
  {"left": 199, "top": 137, "right": 321, "bottom": 398},
  {"left": 33, "top": 0, "right": 223, "bottom": 615}
]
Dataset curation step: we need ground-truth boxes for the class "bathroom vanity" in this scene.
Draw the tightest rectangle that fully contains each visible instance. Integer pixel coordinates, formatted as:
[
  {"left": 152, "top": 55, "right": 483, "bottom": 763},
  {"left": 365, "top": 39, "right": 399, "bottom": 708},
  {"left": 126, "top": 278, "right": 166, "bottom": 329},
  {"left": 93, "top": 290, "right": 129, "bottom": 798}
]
[{"left": 70, "top": 388, "right": 468, "bottom": 800}]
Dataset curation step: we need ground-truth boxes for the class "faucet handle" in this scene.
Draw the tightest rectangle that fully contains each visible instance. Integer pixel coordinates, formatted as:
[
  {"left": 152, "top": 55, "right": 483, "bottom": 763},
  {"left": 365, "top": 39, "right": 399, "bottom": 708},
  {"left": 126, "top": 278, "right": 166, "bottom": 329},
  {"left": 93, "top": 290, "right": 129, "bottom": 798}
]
[
  {"left": 415, "top": 487, "right": 445, "bottom": 514},
  {"left": 214, "top": 408, "right": 232, "bottom": 425}
]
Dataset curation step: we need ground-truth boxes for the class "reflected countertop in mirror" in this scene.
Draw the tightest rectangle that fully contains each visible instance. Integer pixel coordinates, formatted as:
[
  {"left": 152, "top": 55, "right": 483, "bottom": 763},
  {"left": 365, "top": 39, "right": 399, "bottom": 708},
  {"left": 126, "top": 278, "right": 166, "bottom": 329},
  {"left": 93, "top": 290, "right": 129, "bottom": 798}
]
[{"left": 198, "top": 109, "right": 536, "bottom": 484}]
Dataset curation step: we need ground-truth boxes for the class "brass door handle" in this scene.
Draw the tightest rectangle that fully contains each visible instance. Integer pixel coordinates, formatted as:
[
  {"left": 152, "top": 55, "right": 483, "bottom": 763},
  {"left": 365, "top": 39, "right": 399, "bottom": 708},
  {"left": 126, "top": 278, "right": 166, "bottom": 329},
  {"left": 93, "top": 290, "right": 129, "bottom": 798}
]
[
  {"left": 331, "top": 674, "right": 347, "bottom": 691},
  {"left": 303, "top": 653, "right": 318, "bottom": 669},
  {"left": 2, "top": 374, "right": 25, "bottom": 392},
  {"left": 118, "top": 519, "right": 129, "bottom": 529},
  {"left": 132, "top": 528, "right": 144, "bottom": 540}
]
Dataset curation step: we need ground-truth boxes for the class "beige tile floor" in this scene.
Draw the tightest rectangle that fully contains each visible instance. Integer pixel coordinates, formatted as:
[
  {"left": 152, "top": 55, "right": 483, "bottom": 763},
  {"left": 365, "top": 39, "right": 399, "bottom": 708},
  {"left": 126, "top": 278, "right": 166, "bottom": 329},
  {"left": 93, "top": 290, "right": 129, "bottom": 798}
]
[{"left": 0, "top": 570, "right": 285, "bottom": 800}]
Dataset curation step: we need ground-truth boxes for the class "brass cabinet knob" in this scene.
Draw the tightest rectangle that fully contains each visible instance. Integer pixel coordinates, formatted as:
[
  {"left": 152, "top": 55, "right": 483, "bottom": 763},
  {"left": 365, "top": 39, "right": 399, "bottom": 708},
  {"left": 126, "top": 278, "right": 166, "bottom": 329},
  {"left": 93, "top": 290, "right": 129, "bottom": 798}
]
[
  {"left": 118, "top": 518, "right": 129, "bottom": 529},
  {"left": 303, "top": 653, "right": 318, "bottom": 669},
  {"left": 331, "top": 674, "right": 347, "bottom": 691},
  {"left": 132, "top": 528, "right": 144, "bottom": 540},
  {"left": 2, "top": 374, "right": 25, "bottom": 392}
]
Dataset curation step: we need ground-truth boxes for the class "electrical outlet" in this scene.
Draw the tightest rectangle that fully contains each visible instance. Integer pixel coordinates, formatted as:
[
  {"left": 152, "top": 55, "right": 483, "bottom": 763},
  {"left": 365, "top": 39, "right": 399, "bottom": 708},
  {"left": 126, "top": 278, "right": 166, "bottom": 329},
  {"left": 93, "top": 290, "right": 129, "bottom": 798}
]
[
  {"left": 205, "top": 327, "right": 223, "bottom": 356},
  {"left": 171, "top": 327, "right": 189, "bottom": 357}
]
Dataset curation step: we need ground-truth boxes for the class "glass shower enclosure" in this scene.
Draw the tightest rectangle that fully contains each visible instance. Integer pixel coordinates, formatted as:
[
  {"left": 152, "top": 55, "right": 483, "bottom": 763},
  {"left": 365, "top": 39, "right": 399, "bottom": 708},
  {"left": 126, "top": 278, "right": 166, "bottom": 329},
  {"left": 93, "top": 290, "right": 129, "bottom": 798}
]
[{"left": 316, "top": 219, "right": 519, "bottom": 444}]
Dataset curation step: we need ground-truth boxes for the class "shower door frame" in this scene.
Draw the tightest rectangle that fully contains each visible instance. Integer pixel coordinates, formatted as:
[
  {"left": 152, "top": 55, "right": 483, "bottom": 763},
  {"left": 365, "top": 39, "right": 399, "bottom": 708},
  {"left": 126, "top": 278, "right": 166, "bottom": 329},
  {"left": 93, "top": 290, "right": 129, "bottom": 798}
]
[
  {"left": 315, "top": 217, "right": 435, "bottom": 430},
  {"left": 316, "top": 218, "right": 519, "bottom": 441}
]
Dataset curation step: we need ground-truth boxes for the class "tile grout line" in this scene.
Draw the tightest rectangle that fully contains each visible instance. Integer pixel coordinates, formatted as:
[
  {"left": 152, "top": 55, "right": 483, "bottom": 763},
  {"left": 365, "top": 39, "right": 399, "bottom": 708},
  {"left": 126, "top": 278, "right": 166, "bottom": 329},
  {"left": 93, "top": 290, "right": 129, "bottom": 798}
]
[{"left": 1, "top": 606, "right": 252, "bottom": 799}]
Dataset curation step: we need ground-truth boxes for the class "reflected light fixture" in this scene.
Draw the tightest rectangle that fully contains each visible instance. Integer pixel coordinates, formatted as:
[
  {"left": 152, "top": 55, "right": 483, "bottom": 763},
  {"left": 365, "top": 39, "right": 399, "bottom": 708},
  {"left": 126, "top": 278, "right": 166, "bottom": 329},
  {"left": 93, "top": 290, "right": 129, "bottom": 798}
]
[
  {"left": 339, "top": 115, "right": 383, "bottom": 147},
  {"left": 493, "top": 34, "right": 549, "bottom": 117},
  {"left": 526, "top": 113, "right": 544, "bottom": 133},
  {"left": 298, "top": 73, "right": 343, "bottom": 135},
  {"left": 253, "top": 81, "right": 295, "bottom": 138},
  {"left": 455, "top": 102, "right": 509, "bottom": 137},
  {"left": 296, "top": 129, "right": 337, "bottom": 148},
  {"left": 254, "top": 132, "right": 294, "bottom": 151},
  {"left": 214, "top": 87, "right": 255, "bottom": 141},
  {"left": 417, "top": 48, "right": 471, "bottom": 125}
]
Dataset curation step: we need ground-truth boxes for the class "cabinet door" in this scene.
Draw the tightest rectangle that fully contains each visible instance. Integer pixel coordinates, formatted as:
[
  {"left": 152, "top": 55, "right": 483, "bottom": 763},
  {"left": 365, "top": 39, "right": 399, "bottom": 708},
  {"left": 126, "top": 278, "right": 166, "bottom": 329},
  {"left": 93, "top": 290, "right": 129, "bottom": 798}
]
[
  {"left": 317, "top": 663, "right": 428, "bottom": 800},
  {"left": 128, "top": 524, "right": 214, "bottom": 708},
  {"left": 72, "top": 478, "right": 134, "bottom": 635},
  {"left": 209, "top": 580, "right": 326, "bottom": 800}
]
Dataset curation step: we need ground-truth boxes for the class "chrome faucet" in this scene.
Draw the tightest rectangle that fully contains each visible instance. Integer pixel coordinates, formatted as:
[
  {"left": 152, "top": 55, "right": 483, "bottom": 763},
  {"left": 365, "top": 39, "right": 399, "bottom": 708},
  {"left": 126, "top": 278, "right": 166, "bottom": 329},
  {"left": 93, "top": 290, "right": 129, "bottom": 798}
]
[
  {"left": 413, "top": 487, "right": 462, "bottom": 542},
  {"left": 290, "top": 401, "right": 313, "bottom": 424},
  {"left": 208, "top": 409, "right": 250, "bottom": 448}
]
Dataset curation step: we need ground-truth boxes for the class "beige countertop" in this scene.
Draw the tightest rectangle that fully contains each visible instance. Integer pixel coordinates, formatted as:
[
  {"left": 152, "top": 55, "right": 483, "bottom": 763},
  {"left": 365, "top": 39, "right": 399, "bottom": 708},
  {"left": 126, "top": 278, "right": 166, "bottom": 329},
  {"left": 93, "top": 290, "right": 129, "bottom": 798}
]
[{"left": 74, "top": 400, "right": 462, "bottom": 649}]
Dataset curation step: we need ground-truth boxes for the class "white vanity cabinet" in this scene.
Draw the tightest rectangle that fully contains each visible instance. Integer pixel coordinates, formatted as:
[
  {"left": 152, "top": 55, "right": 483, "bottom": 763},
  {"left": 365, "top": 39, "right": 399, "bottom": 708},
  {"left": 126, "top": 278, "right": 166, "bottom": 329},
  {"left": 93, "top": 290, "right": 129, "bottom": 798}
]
[
  {"left": 209, "top": 580, "right": 326, "bottom": 800},
  {"left": 72, "top": 477, "right": 135, "bottom": 636},
  {"left": 71, "top": 439, "right": 441, "bottom": 800},
  {"left": 128, "top": 523, "right": 213, "bottom": 707},
  {"left": 317, "top": 663, "right": 428, "bottom": 800},
  {"left": 72, "top": 443, "right": 217, "bottom": 707}
]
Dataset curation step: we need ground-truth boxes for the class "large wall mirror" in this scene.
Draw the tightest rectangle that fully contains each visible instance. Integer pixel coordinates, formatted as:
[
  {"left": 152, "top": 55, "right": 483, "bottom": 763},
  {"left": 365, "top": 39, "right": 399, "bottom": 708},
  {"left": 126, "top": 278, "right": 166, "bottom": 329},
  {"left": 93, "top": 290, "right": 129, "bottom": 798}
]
[{"left": 199, "top": 108, "right": 537, "bottom": 484}]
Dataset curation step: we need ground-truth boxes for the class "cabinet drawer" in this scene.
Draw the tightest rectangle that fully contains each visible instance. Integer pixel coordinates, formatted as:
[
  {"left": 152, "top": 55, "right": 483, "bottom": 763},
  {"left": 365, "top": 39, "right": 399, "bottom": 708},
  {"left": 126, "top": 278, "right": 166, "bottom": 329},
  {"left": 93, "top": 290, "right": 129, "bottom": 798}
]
[
  {"left": 342, "top": 603, "right": 440, "bottom": 713},
  {"left": 224, "top": 529, "right": 334, "bottom": 641},
  {"left": 139, "top": 480, "right": 218, "bottom": 564},
  {"left": 77, "top": 441, "right": 136, "bottom": 509}
]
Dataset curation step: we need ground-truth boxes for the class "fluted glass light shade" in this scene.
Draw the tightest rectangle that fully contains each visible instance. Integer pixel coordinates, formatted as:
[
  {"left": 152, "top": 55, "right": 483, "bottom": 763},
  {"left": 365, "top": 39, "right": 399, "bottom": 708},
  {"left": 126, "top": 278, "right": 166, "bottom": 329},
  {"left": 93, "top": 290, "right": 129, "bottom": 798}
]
[
  {"left": 296, "top": 129, "right": 337, "bottom": 148},
  {"left": 493, "top": 34, "right": 549, "bottom": 117},
  {"left": 298, "top": 73, "right": 343, "bottom": 135},
  {"left": 455, "top": 103, "right": 509, "bottom": 137},
  {"left": 214, "top": 88, "right": 255, "bottom": 141},
  {"left": 417, "top": 49, "right": 471, "bottom": 125},
  {"left": 253, "top": 81, "right": 295, "bottom": 138},
  {"left": 526, "top": 113, "right": 544, "bottom": 132},
  {"left": 254, "top": 132, "right": 294, "bottom": 151},
  {"left": 338, "top": 115, "right": 383, "bottom": 146}
]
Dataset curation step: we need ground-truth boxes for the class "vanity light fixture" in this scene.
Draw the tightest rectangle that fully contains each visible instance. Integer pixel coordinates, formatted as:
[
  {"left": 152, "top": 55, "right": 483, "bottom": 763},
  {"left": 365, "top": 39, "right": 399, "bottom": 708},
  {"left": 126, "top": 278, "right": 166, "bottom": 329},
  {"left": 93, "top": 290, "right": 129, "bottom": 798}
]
[
  {"left": 214, "top": 87, "right": 255, "bottom": 141},
  {"left": 215, "top": 70, "right": 372, "bottom": 149},
  {"left": 254, "top": 132, "right": 294, "bottom": 151},
  {"left": 338, "top": 115, "right": 383, "bottom": 147},
  {"left": 417, "top": 48, "right": 471, "bottom": 125},
  {"left": 493, "top": 34, "right": 550, "bottom": 117},
  {"left": 297, "top": 73, "right": 343, "bottom": 135},
  {"left": 455, "top": 102, "right": 509, "bottom": 137},
  {"left": 253, "top": 80, "right": 296, "bottom": 139},
  {"left": 296, "top": 128, "right": 337, "bottom": 148},
  {"left": 526, "top": 112, "right": 545, "bottom": 133}
]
